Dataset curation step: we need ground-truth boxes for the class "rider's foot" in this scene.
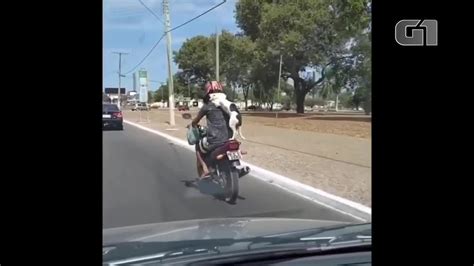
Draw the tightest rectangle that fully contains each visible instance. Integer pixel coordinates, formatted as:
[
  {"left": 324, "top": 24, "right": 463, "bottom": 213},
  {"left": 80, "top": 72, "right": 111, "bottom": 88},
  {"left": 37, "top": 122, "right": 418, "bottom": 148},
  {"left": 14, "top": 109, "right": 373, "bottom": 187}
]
[{"left": 199, "top": 173, "right": 211, "bottom": 180}]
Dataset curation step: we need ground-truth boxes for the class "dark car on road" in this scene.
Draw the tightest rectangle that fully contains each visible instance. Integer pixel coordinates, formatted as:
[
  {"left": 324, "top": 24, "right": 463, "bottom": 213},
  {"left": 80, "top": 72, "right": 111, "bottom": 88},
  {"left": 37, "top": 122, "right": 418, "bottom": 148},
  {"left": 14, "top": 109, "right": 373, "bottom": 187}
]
[
  {"left": 103, "top": 103, "right": 123, "bottom": 130},
  {"left": 178, "top": 104, "right": 190, "bottom": 111}
]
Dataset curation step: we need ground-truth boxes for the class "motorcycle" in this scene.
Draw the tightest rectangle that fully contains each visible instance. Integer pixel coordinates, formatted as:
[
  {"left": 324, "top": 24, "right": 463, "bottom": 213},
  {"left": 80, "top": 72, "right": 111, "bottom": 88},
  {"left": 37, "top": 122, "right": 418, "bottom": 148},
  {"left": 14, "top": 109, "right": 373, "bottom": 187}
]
[{"left": 184, "top": 114, "right": 250, "bottom": 204}]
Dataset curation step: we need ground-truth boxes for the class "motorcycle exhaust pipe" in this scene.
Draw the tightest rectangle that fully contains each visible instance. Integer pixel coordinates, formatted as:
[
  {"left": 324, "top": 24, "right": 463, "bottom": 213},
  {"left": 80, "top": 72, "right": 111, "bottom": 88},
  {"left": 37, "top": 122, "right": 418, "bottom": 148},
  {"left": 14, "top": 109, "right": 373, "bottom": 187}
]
[{"left": 238, "top": 166, "right": 250, "bottom": 178}]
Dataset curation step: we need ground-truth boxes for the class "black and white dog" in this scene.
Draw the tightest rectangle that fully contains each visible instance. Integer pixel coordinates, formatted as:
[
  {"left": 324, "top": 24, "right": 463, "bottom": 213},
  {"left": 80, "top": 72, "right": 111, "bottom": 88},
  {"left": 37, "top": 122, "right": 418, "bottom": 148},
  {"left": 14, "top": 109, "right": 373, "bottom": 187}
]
[{"left": 209, "top": 92, "right": 245, "bottom": 140}]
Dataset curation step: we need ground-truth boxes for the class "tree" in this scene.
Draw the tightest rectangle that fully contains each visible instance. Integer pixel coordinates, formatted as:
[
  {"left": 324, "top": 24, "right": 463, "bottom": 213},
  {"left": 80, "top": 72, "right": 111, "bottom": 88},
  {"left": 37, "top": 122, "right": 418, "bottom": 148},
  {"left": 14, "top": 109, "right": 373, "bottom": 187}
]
[
  {"left": 174, "top": 31, "right": 258, "bottom": 110},
  {"left": 339, "top": 91, "right": 355, "bottom": 109},
  {"left": 223, "top": 35, "right": 256, "bottom": 110},
  {"left": 351, "top": 33, "right": 371, "bottom": 114},
  {"left": 173, "top": 35, "right": 214, "bottom": 84},
  {"left": 246, "top": 45, "right": 280, "bottom": 109},
  {"left": 147, "top": 91, "right": 153, "bottom": 103},
  {"left": 235, "top": 0, "right": 371, "bottom": 113},
  {"left": 352, "top": 86, "right": 370, "bottom": 112},
  {"left": 235, "top": 0, "right": 272, "bottom": 41},
  {"left": 154, "top": 85, "right": 168, "bottom": 103},
  {"left": 152, "top": 75, "right": 193, "bottom": 104},
  {"left": 174, "top": 31, "right": 238, "bottom": 85}
]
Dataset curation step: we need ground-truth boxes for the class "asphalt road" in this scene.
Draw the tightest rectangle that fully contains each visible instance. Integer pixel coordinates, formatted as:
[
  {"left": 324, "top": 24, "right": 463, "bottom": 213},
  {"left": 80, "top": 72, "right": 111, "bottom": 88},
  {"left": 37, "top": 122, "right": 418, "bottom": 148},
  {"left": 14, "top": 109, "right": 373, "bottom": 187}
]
[{"left": 103, "top": 124, "right": 358, "bottom": 229}]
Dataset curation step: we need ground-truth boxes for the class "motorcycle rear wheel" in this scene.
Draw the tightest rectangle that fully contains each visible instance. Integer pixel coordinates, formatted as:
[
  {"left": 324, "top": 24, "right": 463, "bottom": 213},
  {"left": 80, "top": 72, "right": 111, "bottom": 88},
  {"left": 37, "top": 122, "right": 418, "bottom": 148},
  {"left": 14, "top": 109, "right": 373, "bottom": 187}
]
[
  {"left": 223, "top": 168, "right": 239, "bottom": 203},
  {"left": 215, "top": 163, "right": 239, "bottom": 204}
]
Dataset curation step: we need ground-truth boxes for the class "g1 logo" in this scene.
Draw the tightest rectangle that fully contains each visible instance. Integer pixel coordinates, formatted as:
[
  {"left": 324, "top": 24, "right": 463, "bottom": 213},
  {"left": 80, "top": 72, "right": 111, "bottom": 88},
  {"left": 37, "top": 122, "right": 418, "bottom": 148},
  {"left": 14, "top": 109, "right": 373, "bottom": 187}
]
[{"left": 395, "top": 19, "right": 438, "bottom": 46}]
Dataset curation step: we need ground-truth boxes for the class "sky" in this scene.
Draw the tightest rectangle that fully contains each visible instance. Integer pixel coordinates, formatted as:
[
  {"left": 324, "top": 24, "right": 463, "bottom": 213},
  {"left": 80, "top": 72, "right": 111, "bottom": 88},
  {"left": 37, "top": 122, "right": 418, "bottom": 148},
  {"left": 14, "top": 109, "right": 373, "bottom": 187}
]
[{"left": 103, "top": 0, "right": 239, "bottom": 92}]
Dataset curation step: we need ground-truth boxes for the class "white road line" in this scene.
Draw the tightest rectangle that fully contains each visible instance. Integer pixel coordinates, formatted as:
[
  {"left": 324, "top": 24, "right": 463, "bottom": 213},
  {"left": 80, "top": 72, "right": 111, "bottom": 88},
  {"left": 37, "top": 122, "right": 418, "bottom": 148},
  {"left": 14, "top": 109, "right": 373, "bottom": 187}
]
[{"left": 123, "top": 120, "right": 371, "bottom": 222}]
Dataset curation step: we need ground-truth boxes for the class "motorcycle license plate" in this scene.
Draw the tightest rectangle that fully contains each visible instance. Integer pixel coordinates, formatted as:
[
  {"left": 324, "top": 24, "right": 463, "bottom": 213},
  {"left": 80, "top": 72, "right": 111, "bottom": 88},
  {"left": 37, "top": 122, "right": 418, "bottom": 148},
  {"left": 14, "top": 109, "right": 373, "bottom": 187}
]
[{"left": 227, "top": 151, "right": 242, "bottom": 160}]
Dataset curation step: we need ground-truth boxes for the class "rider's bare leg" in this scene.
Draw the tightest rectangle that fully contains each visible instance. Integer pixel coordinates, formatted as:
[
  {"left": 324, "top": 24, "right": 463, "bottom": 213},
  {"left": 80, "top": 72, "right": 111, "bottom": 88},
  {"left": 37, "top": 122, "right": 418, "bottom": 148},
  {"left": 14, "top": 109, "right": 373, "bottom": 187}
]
[
  {"left": 196, "top": 151, "right": 210, "bottom": 178},
  {"left": 196, "top": 158, "right": 203, "bottom": 177}
]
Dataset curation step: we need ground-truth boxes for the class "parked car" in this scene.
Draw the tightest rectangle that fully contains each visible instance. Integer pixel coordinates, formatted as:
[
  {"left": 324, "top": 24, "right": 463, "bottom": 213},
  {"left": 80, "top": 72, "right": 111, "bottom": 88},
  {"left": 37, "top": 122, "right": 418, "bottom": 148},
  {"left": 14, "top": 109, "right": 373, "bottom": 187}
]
[
  {"left": 150, "top": 102, "right": 161, "bottom": 109},
  {"left": 131, "top": 102, "right": 149, "bottom": 111},
  {"left": 103, "top": 104, "right": 123, "bottom": 130}
]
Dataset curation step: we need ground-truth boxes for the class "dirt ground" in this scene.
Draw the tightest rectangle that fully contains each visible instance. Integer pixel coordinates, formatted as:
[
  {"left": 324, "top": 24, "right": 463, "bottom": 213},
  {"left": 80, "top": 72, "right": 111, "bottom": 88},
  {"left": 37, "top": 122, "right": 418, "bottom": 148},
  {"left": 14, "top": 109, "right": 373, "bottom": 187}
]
[{"left": 242, "top": 114, "right": 371, "bottom": 139}]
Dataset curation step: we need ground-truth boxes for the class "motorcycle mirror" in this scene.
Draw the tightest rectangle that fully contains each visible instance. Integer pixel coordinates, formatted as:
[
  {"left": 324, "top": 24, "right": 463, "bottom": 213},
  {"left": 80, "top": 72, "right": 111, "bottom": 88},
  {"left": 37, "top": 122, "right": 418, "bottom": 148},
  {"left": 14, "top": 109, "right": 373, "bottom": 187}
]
[{"left": 182, "top": 113, "right": 192, "bottom": 120}]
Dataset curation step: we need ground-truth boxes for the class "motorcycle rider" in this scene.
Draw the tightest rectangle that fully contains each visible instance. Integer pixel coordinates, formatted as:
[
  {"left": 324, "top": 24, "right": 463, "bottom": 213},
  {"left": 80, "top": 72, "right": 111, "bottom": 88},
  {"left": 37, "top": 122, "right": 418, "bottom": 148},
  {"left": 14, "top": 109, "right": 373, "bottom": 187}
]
[{"left": 191, "top": 81, "right": 233, "bottom": 179}]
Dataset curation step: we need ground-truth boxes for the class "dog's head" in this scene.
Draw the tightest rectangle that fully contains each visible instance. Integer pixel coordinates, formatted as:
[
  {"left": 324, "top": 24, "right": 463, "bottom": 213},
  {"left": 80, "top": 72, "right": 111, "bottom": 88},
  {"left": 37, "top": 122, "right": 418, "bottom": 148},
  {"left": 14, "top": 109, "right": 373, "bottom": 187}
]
[{"left": 208, "top": 92, "right": 227, "bottom": 102}]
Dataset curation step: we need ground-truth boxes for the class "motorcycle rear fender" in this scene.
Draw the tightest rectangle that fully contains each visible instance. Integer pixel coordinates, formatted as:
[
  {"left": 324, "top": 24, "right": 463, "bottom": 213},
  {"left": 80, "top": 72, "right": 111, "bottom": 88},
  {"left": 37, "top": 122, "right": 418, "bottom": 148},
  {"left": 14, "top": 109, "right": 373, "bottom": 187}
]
[{"left": 209, "top": 142, "right": 239, "bottom": 161}]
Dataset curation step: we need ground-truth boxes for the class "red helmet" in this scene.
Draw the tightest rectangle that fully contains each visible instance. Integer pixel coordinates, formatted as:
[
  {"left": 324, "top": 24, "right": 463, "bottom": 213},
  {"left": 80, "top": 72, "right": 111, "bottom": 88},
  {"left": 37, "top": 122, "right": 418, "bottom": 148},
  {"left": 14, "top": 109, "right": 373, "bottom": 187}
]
[{"left": 204, "top": 81, "right": 223, "bottom": 95}]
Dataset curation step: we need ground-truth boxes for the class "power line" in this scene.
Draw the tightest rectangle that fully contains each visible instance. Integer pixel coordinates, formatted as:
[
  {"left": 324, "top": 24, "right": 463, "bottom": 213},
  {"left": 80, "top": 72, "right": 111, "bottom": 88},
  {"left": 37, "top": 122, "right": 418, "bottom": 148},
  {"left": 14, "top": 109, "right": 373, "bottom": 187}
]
[
  {"left": 166, "top": 0, "right": 227, "bottom": 33},
  {"left": 123, "top": 33, "right": 166, "bottom": 75},
  {"left": 122, "top": 0, "right": 227, "bottom": 76},
  {"left": 138, "top": 0, "right": 164, "bottom": 25}
]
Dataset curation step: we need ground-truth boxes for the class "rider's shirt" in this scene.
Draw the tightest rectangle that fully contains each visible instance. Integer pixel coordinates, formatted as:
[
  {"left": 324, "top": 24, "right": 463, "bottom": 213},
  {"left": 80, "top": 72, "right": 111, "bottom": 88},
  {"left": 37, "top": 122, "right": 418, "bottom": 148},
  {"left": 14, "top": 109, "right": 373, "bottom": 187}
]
[{"left": 198, "top": 102, "right": 232, "bottom": 145}]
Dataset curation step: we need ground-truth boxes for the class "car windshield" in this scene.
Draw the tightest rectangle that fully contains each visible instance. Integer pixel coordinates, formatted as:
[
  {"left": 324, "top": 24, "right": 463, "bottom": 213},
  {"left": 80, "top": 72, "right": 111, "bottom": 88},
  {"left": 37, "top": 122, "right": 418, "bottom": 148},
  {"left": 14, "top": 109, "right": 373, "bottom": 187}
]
[
  {"left": 103, "top": 104, "right": 119, "bottom": 112},
  {"left": 103, "top": 0, "right": 371, "bottom": 262}
]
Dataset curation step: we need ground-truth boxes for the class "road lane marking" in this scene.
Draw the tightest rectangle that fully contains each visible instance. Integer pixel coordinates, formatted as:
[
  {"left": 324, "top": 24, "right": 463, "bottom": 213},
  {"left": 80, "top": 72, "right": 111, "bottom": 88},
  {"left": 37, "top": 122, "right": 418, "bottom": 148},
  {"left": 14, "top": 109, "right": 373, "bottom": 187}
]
[{"left": 123, "top": 120, "right": 371, "bottom": 222}]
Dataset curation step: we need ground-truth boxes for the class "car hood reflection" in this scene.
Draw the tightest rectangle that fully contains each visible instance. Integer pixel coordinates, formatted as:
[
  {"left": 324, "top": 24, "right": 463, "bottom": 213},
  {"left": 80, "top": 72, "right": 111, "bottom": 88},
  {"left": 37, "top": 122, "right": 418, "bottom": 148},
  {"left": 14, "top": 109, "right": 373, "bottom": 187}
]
[{"left": 103, "top": 217, "right": 349, "bottom": 246}]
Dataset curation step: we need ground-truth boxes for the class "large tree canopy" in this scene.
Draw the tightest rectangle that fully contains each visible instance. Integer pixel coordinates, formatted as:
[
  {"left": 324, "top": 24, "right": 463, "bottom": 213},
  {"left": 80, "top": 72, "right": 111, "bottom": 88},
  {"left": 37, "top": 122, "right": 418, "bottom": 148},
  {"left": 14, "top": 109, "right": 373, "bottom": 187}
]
[
  {"left": 235, "top": 0, "right": 371, "bottom": 113},
  {"left": 173, "top": 31, "right": 258, "bottom": 107},
  {"left": 173, "top": 0, "right": 371, "bottom": 113}
]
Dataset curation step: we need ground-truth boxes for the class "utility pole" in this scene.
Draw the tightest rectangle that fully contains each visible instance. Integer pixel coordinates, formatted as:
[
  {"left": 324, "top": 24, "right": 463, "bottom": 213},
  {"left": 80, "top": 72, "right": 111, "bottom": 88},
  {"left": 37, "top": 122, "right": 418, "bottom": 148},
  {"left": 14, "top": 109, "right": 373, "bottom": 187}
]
[
  {"left": 133, "top": 72, "right": 137, "bottom": 92},
  {"left": 275, "top": 54, "right": 283, "bottom": 118},
  {"left": 113, "top": 52, "right": 128, "bottom": 108},
  {"left": 163, "top": 0, "right": 175, "bottom": 127},
  {"left": 216, "top": 27, "right": 219, "bottom": 81},
  {"left": 277, "top": 53, "right": 283, "bottom": 103},
  {"left": 161, "top": 82, "right": 164, "bottom": 101}
]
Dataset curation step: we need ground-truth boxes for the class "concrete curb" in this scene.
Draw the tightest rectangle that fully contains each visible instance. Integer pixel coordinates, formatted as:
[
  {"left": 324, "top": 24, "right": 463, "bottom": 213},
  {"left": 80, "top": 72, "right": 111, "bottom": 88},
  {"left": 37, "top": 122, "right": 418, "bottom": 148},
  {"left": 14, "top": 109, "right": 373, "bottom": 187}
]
[{"left": 124, "top": 120, "right": 372, "bottom": 222}]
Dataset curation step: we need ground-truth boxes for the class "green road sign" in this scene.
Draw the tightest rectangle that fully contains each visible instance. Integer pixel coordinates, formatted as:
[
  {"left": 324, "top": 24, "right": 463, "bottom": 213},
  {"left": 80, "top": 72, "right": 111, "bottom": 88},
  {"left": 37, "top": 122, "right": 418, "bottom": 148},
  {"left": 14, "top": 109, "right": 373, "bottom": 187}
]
[{"left": 139, "top": 70, "right": 147, "bottom": 78}]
